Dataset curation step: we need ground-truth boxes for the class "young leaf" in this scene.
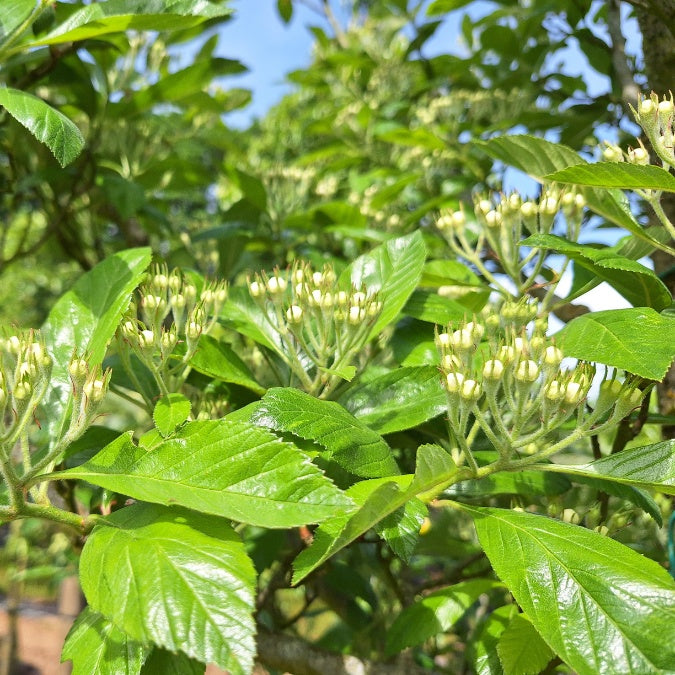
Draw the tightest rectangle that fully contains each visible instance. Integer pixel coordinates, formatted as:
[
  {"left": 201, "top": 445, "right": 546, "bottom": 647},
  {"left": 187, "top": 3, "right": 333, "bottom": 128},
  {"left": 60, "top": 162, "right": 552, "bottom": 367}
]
[
  {"left": 189, "top": 334, "right": 265, "bottom": 395},
  {"left": 497, "top": 613, "right": 555, "bottom": 675},
  {"left": 523, "top": 234, "right": 672, "bottom": 311},
  {"left": 376, "top": 497, "right": 427, "bottom": 562},
  {"left": 554, "top": 308, "right": 675, "bottom": 379},
  {"left": 79, "top": 503, "right": 256, "bottom": 675},
  {"left": 251, "top": 387, "right": 400, "bottom": 478},
  {"left": 338, "top": 366, "right": 447, "bottom": 435},
  {"left": 340, "top": 230, "right": 426, "bottom": 339},
  {"left": 545, "top": 162, "right": 675, "bottom": 192},
  {"left": 52, "top": 421, "right": 353, "bottom": 528},
  {"left": 385, "top": 579, "right": 500, "bottom": 654},
  {"left": 463, "top": 505, "right": 675, "bottom": 674},
  {"left": 0, "top": 87, "right": 85, "bottom": 167},
  {"left": 61, "top": 607, "right": 147, "bottom": 675},
  {"left": 153, "top": 393, "right": 191, "bottom": 437}
]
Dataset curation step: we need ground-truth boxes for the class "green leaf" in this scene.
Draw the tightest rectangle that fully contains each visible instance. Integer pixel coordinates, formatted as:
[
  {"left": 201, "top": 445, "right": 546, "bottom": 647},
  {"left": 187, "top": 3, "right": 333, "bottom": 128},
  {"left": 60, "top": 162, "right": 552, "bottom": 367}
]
[
  {"left": 469, "top": 604, "right": 519, "bottom": 675},
  {"left": 403, "top": 289, "right": 484, "bottom": 324},
  {"left": 53, "top": 421, "right": 352, "bottom": 528},
  {"left": 28, "top": 0, "right": 231, "bottom": 46},
  {"left": 339, "top": 366, "right": 446, "bottom": 434},
  {"left": 0, "top": 87, "right": 84, "bottom": 167},
  {"left": 80, "top": 503, "right": 256, "bottom": 674},
  {"left": 545, "top": 162, "right": 675, "bottom": 192},
  {"left": 341, "top": 231, "right": 426, "bottom": 339},
  {"left": 554, "top": 308, "right": 675, "bottom": 379},
  {"left": 189, "top": 334, "right": 265, "bottom": 395},
  {"left": 277, "top": 0, "right": 293, "bottom": 22},
  {"left": 41, "top": 248, "right": 152, "bottom": 445},
  {"left": 447, "top": 471, "right": 570, "bottom": 498},
  {"left": 497, "top": 613, "right": 555, "bottom": 675},
  {"left": 386, "top": 580, "right": 499, "bottom": 654},
  {"left": 391, "top": 321, "right": 437, "bottom": 366},
  {"left": 524, "top": 234, "right": 672, "bottom": 310},
  {"left": 0, "top": 0, "right": 36, "bottom": 40},
  {"left": 61, "top": 607, "right": 146, "bottom": 675},
  {"left": 376, "top": 497, "right": 426, "bottom": 562},
  {"left": 251, "top": 387, "right": 400, "bottom": 478},
  {"left": 140, "top": 648, "right": 205, "bottom": 674},
  {"left": 463, "top": 505, "right": 675, "bottom": 675},
  {"left": 427, "top": 0, "right": 474, "bottom": 13},
  {"left": 153, "top": 393, "right": 191, "bottom": 437},
  {"left": 539, "top": 440, "right": 675, "bottom": 497}
]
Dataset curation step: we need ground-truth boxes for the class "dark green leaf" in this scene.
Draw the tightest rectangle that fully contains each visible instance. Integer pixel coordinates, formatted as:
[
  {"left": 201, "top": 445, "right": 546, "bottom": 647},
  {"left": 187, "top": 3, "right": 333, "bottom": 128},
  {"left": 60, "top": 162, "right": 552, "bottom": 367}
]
[
  {"left": 80, "top": 503, "right": 256, "bottom": 674},
  {"left": 61, "top": 607, "right": 146, "bottom": 675},
  {"left": 464, "top": 505, "right": 675, "bottom": 674},
  {"left": 403, "top": 289, "right": 483, "bottom": 324},
  {"left": 0, "top": 87, "right": 84, "bottom": 167},
  {"left": 277, "top": 0, "right": 293, "bottom": 23},
  {"left": 497, "top": 613, "right": 555, "bottom": 675},
  {"left": 554, "top": 308, "right": 675, "bottom": 379},
  {"left": 251, "top": 387, "right": 400, "bottom": 478},
  {"left": 447, "top": 471, "right": 570, "bottom": 498},
  {"left": 376, "top": 497, "right": 426, "bottom": 562},
  {"left": 153, "top": 393, "right": 191, "bottom": 437},
  {"left": 140, "top": 648, "right": 205, "bottom": 674},
  {"left": 53, "top": 421, "right": 352, "bottom": 528},
  {"left": 545, "top": 162, "right": 675, "bottom": 192}
]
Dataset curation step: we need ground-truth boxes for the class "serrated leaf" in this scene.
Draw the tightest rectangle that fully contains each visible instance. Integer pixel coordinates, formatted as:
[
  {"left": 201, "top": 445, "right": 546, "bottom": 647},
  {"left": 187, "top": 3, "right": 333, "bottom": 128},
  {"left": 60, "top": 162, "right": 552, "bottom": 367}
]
[
  {"left": 140, "top": 648, "right": 205, "bottom": 674},
  {"left": 0, "top": 87, "right": 84, "bottom": 167},
  {"left": 189, "top": 334, "right": 265, "bottom": 395},
  {"left": 376, "top": 497, "right": 426, "bottom": 562},
  {"left": 545, "top": 162, "right": 675, "bottom": 192},
  {"left": 341, "top": 231, "right": 426, "bottom": 339},
  {"left": 463, "top": 505, "right": 675, "bottom": 675},
  {"left": 80, "top": 503, "right": 256, "bottom": 674},
  {"left": 61, "top": 607, "right": 146, "bottom": 675},
  {"left": 554, "top": 308, "right": 675, "bottom": 379},
  {"left": 524, "top": 234, "right": 672, "bottom": 310},
  {"left": 339, "top": 366, "right": 447, "bottom": 434},
  {"left": 41, "top": 248, "right": 151, "bottom": 447},
  {"left": 153, "top": 393, "right": 191, "bottom": 437},
  {"left": 386, "top": 580, "right": 499, "bottom": 654},
  {"left": 52, "top": 421, "right": 352, "bottom": 528},
  {"left": 251, "top": 387, "right": 400, "bottom": 478},
  {"left": 497, "top": 613, "right": 554, "bottom": 675}
]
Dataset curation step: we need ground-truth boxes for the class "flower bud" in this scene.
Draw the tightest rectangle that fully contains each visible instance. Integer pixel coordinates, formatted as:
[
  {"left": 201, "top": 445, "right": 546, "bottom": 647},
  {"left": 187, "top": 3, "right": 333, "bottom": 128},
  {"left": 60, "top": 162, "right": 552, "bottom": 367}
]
[
  {"left": 602, "top": 144, "right": 624, "bottom": 162},
  {"left": 450, "top": 329, "right": 474, "bottom": 351},
  {"left": 627, "top": 147, "right": 649, "bottom": 165},
  {"left": 464, "top": 321, "right": 485, "bottom": 341},
  {"left": 286, "top": 305, "right": 303, "bottom": 323},
  {"left": 161, "top": 332, "right": 177, "bottom": 352},
  {"left": 445, "top": 371, "right": 465, "bottom": 393},
  {"left": 249, "top": 281, "right": 263, "bottom": 298},
  {"left": 476, "top": 199, "right": 492, "bottom": 215},
  {"left": 544, "top": 380, "right": 565, "bottom": 401},
  {"left": 14, "top": 381, "right": 31, "bottom": 400},
  {"left": 442, "top": 354, "right": 462, "bottom": 371},
  {"left": 595, "top": 379, "right": 623, "bottom": 415},
  {"left": 520, "top": 201, "right": 538, "bottom": 219},
  {"left": 612, "top": 388, "right": 645, "bottom": 419},
  {"left": 68, "top": 358, "right": 88, "bottom": 381},
  {"left": 139, "top": 330, "right": 155, "bottom": 349},
  {"left": 267, "top": 276, "right": 287, "bottom": 295},
  {"left": 640, "top": 98, "right": 655, "bottom": 115},
  {"left": 186, "top": 322, "right": 201, "bottom": 340},
  {"left": 497, "top": 345, "right": 516, "bottom": 364},
  {"left": 351, "top": 291, "right": 367, "bottom": 306},
  {"left": 515, "top": 359, "right": 539, "bottom": 383},
  {"left": 543, "top": 346, "right": 563, "bottom": 367},
  {"left": 83, "top": 379, "right": 106, "bottom": 403},
  {"left": 561, "top": 508, "right": 580, "bottom": 525},
  {"left": 436, "top": 332, "right": 451, "bottom": 348},
  {"left": 460, "top": 379, "right": 481, "bottom": 402},
  {"left": 483, "top": 359, "right": 504, "bottom": 380},
  {"left": 485, "top": 210, "right": 502, "bottom": 228},
  {"left": 564, "top": 381, "right": 585, "bottom": 405},
  {"left": 348, "top": 306, "right": 366, "bottom": 325}
]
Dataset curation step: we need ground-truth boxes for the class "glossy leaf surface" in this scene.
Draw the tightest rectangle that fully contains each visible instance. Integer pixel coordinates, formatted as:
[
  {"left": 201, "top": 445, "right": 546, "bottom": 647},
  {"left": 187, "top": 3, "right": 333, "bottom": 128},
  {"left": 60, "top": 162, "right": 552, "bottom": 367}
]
[
  {"left": 80, "top": 503, "right": 256, "bottom": 674},
  {"left": 545, "top": 162, "right": 675, "bottom": 192},
  {"left": 153, "top": 393, "right": 191, "bottom": 437}
]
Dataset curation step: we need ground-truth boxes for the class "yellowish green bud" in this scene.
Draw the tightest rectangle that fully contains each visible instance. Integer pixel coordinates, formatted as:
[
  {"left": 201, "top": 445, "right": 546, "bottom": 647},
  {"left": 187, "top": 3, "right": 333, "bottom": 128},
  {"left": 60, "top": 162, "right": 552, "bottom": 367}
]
[
  {"left": 14, "top": 381, "right": 31, "bottom": 400},
  {"left": 68, "top": 358, "right": 88, "bottom": 380},
  {"left": 520, "top": 201, "right": 537, "bottom": 218},
  {"left": 545, "top": 380, "right": 565, "bottom": 401},
  {"left": 543, "top": 346, "right": 563, "bottom": 366},
  {"left": 83, "top": 379, "right": 106, "bottom": 403},
  {"left": 515, "top": 359, "right": 539, "bottom": 383},
  {"left": 445, "top": 371, "right": 465, "bottom": 393},
  {"left": 485, "top": 210, "right": 502, "bottom": 228},
  {"left": 602, "top": 144, "right": 623, "bottom": 162},
  {"left": 186, "top": 322, "right": 201, "bottom": 340},
  {"left": 139, "top": 330, "right": 155, "bottom": 349},
  {"left": 460, "top": 379, "right": 482, "bottom": 402},
  {"left": 561, "top": 508, "right": 580, "bottom": 525},
  {"left": 442, "top": 354, "right": 462, "bottom": 371},
  {"left": 483, "top": 359, "right": 505, "bottom": 380},
  {"left": 286, "top": 305, "right": 303, "bottom": 323},
  {"left": 628, "top": 147, "right": 649, "bottom": 165}
]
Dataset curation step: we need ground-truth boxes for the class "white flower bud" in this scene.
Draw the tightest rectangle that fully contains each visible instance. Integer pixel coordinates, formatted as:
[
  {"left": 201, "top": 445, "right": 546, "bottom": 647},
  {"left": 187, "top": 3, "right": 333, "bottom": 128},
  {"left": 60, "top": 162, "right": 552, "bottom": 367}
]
[
  {"left": 348, "top": 306, "right": 366, "bottom": 324},
  {"left": 464, "top": 322, "right": 485, "bottom": 340},
  {"left": 658, "top": 99, "right": 674, "bottom": 115},
  {"left": 286, "top": 305, "right": 303, "bottom": 323},
  {"left": 485, "top": 210, "right": 502, "bottom": 228},
  {"left": 201, "top": 289, "right": 214, "bottom": 304},
  {"left": 83, "top": 379, "right": 105, "bottom": 402},
  {"left": 541, "top": 196, "right": 558, "bottom": 215},
  {"left": 267, "top": 276, "right": 287, "bottom": 294},
  {"left": 513, "top": 337, "right": 527, "bottom": 354},
  {"left": 7, "top": 336, "right": 21, "bottom": 354},
  {"left": 249, "top": 281, "right": 263, "bottom": 297},
  {"left": 442, "top": 354, "right": 462, "bottom": 371},
  {"left": 312, "top": 272, "right": 324, "bottom": 285},
  {"left": 436, "top": 332, "right": 451, "bottom": 348},
  {"left": 336, "top": 290, "right": 349, "bottom": 306},
  {"left": 154, "top": 274, "right": 168, "bottom": 289},
  {"left": 69, "top": 359, "right": 88, "bottom": 379},
  {"left": 186, "top": 322, "right": 201, "bottom": 340},
  {"left": 543, "top": 346, "right": 563, "bottom": 366},
  {"left": 477, "top": 199, "right": 492, "bottom": 215},
  {"left": 14, "top": 381, "right": 31, "bottom": 400},
  {"left": 520, "top": 201, "right": 538, "bottom": 218},
  {"left": 351, "top": 291, "right": 367, "bottom": 306},
  {"left": 561, "top": 508, "right": 580, "bottom": 525},
  {"left": 171, "top": 294, "right": 186, "bottom": 309},
  {"left": 497, "top": 345, "right": 516, "bottom": 364},
  {"left": 460, "top": 379, "right": 482, "bottom": 402},
  {"left": 564, "top": 381, "right": 584, "bottom": 405},
  {"left": 483, "top": 359, "right": 505, "bottom": 380},
  {"left": 515, "top": 359, "right": 539, "bottom": 383},
  {"left": 139, "top": 330, "right": 155, "bottom": 349},
  {"left": 445, "top": 371, "right": 465, "bottom": 393},
  {"left": 161, "top": 332, "right": 177, "bottom": 351},
  {"left": 628, "top": 147, "right": 649, "bottom": 165},
  {"left": 450, "top": 329, "right": 474, "bottom": 350},
  {"left": 640, "top": 98, "right": 655, "bottom": 115},
  {"left": 545, "top": 380, "right": 565, "bottom": 401},
  {"left": 602, "top": 144, "right": 624, "bottom": 162}
]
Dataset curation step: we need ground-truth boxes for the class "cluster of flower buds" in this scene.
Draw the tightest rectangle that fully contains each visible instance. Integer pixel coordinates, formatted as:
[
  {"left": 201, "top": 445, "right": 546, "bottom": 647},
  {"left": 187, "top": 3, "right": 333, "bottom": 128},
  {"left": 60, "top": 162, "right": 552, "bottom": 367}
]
[
  {"left": 602, "top": 140, "right": 651, "bottom": 166},
  {"left": 117, "top": 265, "right": 227, "bottom": 395},
  {"left": 631, "top": 92, "right": 674, "bottom": 169},
  {"left": 248, "top": 262, "right": 383, "bottom": 396},
  {"left": 67, "top": 355, "right": 112, "bottom": 427},
  {"left": 436, "top": 314, "right": 646, "bottom": 462}
]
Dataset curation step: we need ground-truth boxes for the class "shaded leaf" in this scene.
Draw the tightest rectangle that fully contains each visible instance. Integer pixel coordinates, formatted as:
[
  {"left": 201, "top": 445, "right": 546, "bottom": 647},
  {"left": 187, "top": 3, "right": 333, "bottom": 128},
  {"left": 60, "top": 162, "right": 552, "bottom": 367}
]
[
  {"left": 140, "top": 648, "right": 205, "bottom": 674},
  {"left": 376, "top": 497, "right": 426, "bottom": 562},
  {"left": 153, "top": 393, "right": 191, "bottom": 437},
  {"left": 469, "top": 604, "right": 519, "bottom": 675},
  {"left": 497, "top": 613, "right": 555, "bottom": 675},
  {"left": 447, "top": 471, "right": 571, "bottom": 498}
]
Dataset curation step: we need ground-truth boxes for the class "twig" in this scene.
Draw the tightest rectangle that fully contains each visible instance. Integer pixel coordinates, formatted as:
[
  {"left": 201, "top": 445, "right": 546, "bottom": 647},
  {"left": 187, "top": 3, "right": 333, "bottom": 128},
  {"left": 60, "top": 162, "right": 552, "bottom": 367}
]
[{"left": 607, "top": 0, "right": 640, "bottom": 112}]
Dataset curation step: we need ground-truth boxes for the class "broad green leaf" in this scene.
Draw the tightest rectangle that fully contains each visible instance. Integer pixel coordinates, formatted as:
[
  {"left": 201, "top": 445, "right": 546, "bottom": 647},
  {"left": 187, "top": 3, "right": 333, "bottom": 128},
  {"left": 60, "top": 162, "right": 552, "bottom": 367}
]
[
  {"left": 52, "top": 421, "right": 352, "bottom": 528},
  {"left": 61, "top": 607, "right": 146, "bottom": 675},
  {"left": 189, "top": 334, "right": 265, "bottom": 395},
  {"left": 0, "top": 0, "right": 36, "bottom": 40},
  {"left": 339, "top": 366, "right": 446, "bottom": 434},
  {"left": 0, "top": 87, "right": 84, "bottom": 167},
  {"left": 386, "top": 580, "right": 500, "bottom": 654},
  {"left": 153, "top": 393, "right": 191, "bottom": 437},
  {"left": 403, "top": 289, "right": 484, "bottom": 324},
  {"left": 28, "top": 0, "right": 231, "bottom": 46},
  {"left": 341, "top": 231, "right": 426, "bottom": 339},
  {"left": 277, "top": 0, "right": 293, "bottom": 23},
  {"left": 539, "top": 440, "right": 675, "bottom": 497},
  {"left": 41, "top": 248, "right": 152, "bottom": 445},
  {"left": 497, "top": 613, "right": 555, "bottom": 675},
  {"left": 140, "top": 649, "right": 205, "bottom": 674},
  {"left": 251, "top": 387, "right": 400, "bottom": 478},
  {"left": 524, "top": 234, "right": 671, "bottom": 310},
  {"left": 447, "top": 471, "right": 570, "bottom": 498},
  {"left": 478, "top": 135, "right": 651, "bottom": 243},
  {"left": 80, "top": 503, "right": 256, "bottom": 674},
  {"left": 391, "top": 321, "right": 437, "bottom": 366},
  {"left": 376, "top": 126, "right": 446, "bottom": 150},
  {"left": 554, "top": 308, "right": 675, "bottom": 379},
  {"left": 464, "top": 505, "right": 675, "bottom": 674},
  {"left": 469, "top": 604, "right": 519, "bottom": 675},
  {"left": 376, "top": 497, "right": 426, "bottom": 562},
  {"left": 421, "top": 259, "right": 485, "bottom": 287},
  {"left": 545, "top": 162, "right": 675, "bottom": 192}
]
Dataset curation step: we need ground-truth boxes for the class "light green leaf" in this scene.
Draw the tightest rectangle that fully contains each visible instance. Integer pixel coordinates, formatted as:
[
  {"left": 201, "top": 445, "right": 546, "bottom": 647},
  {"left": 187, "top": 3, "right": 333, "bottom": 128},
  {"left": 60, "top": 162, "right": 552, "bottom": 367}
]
[
  {"left": 469, "top": 604, "right": 519, "bottom": 675},
  {"left": 41, "top": 248, "right": 152, "bottom": 445},
  {"left": 386, "top": 580, "right": 500, "bottom": 654},
  {"left": 251, "top": 387, "right": 400, "bottom": 478},
  {"left": 28, "top": 0, "right": 231, "bottom": 46},
  {"left": 61, "top": 607, "right": 146, "bottom": 675},
  {"left": 52, "top": 421, "right": 352, "bottom": 528},
  {"left": 464, "top": 505, "right": 675, "bottom": 675},
  {"left": 153, "top": 393, "right": 191, "bottom": 437},
  {"left": 554, "top": 308, "right": 675, "bottom": 379},
  {"left": 403, "top": 289, "right": 483, "bottom": 324},
  {"left": 539, "top": 440, "right": 675, "bottom": 497},
  {"left": 427, "top": 0, "right": 474, "bottom": 15},
  {"left": 341, "top": 231, "right": 426, "bottom": 339},
  {"left": 0, "top": 87, "right": 84, "bottom": 167},
  {"left": 0, "top": 0, "right": 36, "bottom": 40},
  {"left": 189, "top": 334, "right": 265, "bottom": 395},
  {"left": 339, "top": 366, "right": 446, "bottom": 434},
  {"left": 524, "top": 234, "right": 672, "bottom": 310},
  {"left": 545, "top": 162, "right": 675, "bottom": 192},
  {"left": 497, "top": 613, "right": 555, "bottom": 675},
  {"left": 80, "top": 503, "right": 256, "bottom": 674},
  {"left": 140, "top": 648, "right": 205, "bottom": 674}
]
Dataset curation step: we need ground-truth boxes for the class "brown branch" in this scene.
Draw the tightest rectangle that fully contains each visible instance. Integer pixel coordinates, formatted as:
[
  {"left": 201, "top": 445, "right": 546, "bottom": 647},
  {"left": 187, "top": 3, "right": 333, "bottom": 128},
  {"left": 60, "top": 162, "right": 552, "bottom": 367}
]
[
  {"left": 256, "top": 629, "right": 429, "bottom": 675},
  {"left": 607, "top": 0, "right": 640, "bottom": 111}
]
